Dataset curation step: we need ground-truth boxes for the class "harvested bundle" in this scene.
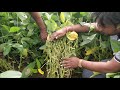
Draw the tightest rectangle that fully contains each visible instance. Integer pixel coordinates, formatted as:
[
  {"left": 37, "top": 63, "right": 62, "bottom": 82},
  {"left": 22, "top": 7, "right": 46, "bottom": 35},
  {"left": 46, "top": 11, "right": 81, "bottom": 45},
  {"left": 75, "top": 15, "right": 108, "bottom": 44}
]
[{"left": 44, "top": 31, "right": 78, "bottom": 78}]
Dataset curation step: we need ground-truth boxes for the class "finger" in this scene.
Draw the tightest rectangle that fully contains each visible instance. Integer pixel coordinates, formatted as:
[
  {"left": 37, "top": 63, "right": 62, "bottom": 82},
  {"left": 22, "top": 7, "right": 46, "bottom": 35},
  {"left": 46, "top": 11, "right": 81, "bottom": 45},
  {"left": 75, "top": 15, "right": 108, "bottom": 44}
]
[
  {"left": 61, "top": 60, "right": 70, "bottom": 64},
  {"left": 64, "top": 65, "right": 72, "bottom": 69},
  {"left": 62, "top": 63, "right": 70, "bottom": 68},
  {"left": 50, "top": 33, "right": 59, "bottom": 41}
]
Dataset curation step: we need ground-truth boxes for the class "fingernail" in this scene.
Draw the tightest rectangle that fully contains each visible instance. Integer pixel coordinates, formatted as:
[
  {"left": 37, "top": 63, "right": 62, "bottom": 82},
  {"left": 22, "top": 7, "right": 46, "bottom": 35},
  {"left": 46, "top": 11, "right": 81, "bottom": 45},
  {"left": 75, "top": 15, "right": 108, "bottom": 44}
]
[{"left": 55, "top": 37, "right": 58, "bottom": 39}]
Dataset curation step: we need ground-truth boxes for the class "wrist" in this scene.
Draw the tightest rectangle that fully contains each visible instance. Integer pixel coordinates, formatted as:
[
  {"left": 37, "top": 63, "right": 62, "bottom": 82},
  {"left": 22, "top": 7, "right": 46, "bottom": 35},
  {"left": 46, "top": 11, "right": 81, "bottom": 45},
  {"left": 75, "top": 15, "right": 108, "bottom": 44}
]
[
  {"left": 78, "top": 59, "right": 83, "bottom": 68},
  {"left": 64, "top": 26, "right": 73, "bottom": 33}
]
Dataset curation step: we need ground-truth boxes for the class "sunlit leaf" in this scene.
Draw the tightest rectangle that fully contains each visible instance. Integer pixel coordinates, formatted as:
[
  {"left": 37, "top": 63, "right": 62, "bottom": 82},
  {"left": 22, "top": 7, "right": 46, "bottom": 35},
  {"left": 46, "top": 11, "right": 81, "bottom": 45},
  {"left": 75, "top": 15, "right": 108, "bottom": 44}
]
[
  {"left": 21, "top": 49, "right": 28, "bottom": 57},
  {"left": 9, "top": 27, "right": 21, "bottom": 33},
  {"left": 36, "top": 58, "right": 41, "bottom": 68},
  {"left": 60, "top": 12, "right": 65, "bottom": 23},
  {"left": 85, "top": 47, "right": 97, "bottom": 55}
]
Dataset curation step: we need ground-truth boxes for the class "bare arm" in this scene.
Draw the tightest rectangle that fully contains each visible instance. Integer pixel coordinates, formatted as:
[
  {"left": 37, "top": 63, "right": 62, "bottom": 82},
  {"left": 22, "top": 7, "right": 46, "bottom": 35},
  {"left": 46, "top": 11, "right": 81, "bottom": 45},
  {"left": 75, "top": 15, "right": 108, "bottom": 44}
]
[
  {"left": 81, "top": 58, "right": 120, "bottom": 73},
  {"left": 62, "top": 57, "right": 120, "bottom": 73},
  {"left": 30, "top": 12, "right": 46, "bottom": 31},
  {"left": 50, "top": 23, "right": 101, "bottom": 40},
  {"left": 30, "top": 12, "right": 48, "bottom": 41},
  {"left": 66, "top": 23, "right": 100, "bottom": 33}
]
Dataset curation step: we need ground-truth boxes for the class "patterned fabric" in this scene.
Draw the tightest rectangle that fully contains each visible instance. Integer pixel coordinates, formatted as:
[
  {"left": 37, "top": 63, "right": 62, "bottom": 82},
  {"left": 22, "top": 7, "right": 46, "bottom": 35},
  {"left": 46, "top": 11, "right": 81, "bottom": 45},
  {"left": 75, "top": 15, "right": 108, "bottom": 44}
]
[
  {"left": 114, "top": 51, "right": 120, "bottom": 63},
  {"left": 110, "top": 35, "right": 120, "bottom": 63}
]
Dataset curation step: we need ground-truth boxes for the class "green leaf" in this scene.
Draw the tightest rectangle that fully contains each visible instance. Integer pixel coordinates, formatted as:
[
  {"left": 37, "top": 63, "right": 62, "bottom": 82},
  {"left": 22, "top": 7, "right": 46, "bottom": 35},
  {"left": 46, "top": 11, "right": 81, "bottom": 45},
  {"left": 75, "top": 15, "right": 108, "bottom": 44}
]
[
  {"left": 12, "top": 43, "right": 23, "bottom": 52},
  {"left": 110, "top": 39, "right": 120, "bottom": 53},
  {"left": 9, "top": 27, "right": 21, "bottom": 33},
  {"left": 0, "top": 70, "right": 22, "bottom": 78},
  {"left": 16, "top": 12, "right": 27, "bottom": 21},
  {"left": 0, "top": 44, "right": 5, "bottom": 52},
  {"left": 60, "top": 12, "right": 65, "bottom": 23},
  {"left": 72, "top": 12, "right": 80, "bottom": 18},
  {"left": 45, "top": 13, "right": 53, "bottom": 20},
  {"left": 114, "top": 75, "right": 120, "bottom": 78},
  {"left": 27, "top": 24, "right": 34, "bottom": 30},
  {"left": 21, "top": 49, "right": 28, "bottom": 57},
  {"left": 45, "top": 19, "right": 57, "bottom": 31},
  {"left": 80, "top": 34, "right": 96, "bottom": 46},
  {"left": 100, "top": 41, "right": 108, "bottom": 48},
  {"left": 39, "top": 45, "right": 46, "bottom": 50},
  {"left": 80, "top": 12, "right": 88, "bottom": 16},
  {"left": 87, "top": 34, "right": 96, "bottom": 40},
  {"left": 31, "top": 69, "right": 38, "bottom": 73},
  {"left": 1, "top": 25, "right": 10, "bottom": 31},
  {"left": 3, "top": 44, "right": 12, "bottom": 56},
  {"left": 36, "top": 58, "right": 41, "bottom": 68},
  {"left": 21, "top": 37, "right": 33, "bottom": 44},
  {"left": 106, "top": 73, "right": 116, "bottom": 78},
  {"left": 21, "top": 61, "right": 36, "bottom": 78},
  {"left": 27, "top": 29, "right": 33, "bottom": 37}
]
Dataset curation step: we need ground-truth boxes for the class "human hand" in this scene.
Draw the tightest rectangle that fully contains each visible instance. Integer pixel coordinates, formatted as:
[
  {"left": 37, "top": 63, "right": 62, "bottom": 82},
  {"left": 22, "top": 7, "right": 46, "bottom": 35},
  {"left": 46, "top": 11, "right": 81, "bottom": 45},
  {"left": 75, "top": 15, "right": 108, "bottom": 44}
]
[
  {"left": 61, "top": 57, "right": 81, "bottom": 69},
  {"left": 40, "top": 30, "right": 48, "bottom": 42},
  {"left": 49, "top": 27, "right": 67, "bottom": 41}
]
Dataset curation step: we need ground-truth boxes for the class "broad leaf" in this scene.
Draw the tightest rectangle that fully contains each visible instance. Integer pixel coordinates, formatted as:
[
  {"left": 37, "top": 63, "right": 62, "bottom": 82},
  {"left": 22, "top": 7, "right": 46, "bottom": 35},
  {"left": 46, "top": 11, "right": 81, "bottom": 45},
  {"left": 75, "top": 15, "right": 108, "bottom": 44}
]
[
  {"left": 12, "top": 43, "right": 23, "bottom": 52},
  {"left": 21, "top": 61, "right": 36, "bottom": 78},
  {"left": 0, "top": 70, "right": 22, "bottom": 78},
  {"left": 36, "top": 59, "right": 41, "bottom": 68},
  {"left": 80, "top": 34, "right": 96, "bottom": 46},
  {"left": 60, "top": 12, "right": 65, "bottom": 23},
  {"left": 39, "top": 45, "right": 46, "bottom": 50},
  {"left": 110, "top": 39, "right": 120, "bottom": 53},
  {"left": 3, "top": 44, "right": 12, "bottom": 56},
  {"left": 16, "top": 12, "right": 27, "bottom": 21},
  {"left": 45, "top": 19, "right": 57, "bottom": 31},
  {"left": 9, "top": 27, "right": 21, "bottom": 33}
]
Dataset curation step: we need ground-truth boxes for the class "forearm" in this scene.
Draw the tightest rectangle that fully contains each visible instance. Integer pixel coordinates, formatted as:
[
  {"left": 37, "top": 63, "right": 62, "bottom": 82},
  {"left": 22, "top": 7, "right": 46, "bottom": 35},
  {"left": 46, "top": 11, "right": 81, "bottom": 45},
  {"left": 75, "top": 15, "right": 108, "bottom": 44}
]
[
  {"left": 30, "top": 12, "right": 46, "bottom": 31},
  {"left": 66, "top": 23, "right": 99, "bottom": 33},
  {"left": 81, "top": 58, "right": 119, "bottom": 73}
]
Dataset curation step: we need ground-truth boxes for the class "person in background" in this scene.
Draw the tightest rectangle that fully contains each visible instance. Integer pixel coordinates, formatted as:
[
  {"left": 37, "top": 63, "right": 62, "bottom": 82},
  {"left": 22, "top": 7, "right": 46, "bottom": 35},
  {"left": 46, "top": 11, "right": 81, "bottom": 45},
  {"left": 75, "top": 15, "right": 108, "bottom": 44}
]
[
  {"left": 50, "top": 12, "right": 120, "bottom": 78},
  {"left": 30, "top": 12, "right": 48, "bottom": 42}
]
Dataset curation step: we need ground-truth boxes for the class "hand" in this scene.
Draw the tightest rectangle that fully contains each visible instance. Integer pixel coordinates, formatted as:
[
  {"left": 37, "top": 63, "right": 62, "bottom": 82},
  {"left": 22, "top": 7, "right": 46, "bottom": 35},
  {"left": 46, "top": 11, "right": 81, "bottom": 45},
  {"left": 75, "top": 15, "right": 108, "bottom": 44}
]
[
  {"left": 40, "top": 30, "right": 48, "bottom": 42},
  {"left": 50, "top": 27, "right": 68, "bottom": 41},
  {"left": 61, "top": 57, "right": 80, "bottom": 69}
]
